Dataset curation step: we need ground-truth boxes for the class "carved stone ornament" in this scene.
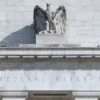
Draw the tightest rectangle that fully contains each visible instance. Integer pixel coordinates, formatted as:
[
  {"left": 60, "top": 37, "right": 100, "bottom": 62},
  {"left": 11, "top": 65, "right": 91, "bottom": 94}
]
[{"left": 33, "top": 3, "right": 67, "bottom": 34}]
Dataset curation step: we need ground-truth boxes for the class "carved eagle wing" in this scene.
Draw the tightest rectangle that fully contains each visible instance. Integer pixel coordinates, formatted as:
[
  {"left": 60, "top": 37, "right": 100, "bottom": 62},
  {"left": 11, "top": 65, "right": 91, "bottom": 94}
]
[
  {"left": 52, "top": 6, "right": 67, "bottom": 34},
  {"left": 34, "top": 5, "right": 49, "bottom": 34}
]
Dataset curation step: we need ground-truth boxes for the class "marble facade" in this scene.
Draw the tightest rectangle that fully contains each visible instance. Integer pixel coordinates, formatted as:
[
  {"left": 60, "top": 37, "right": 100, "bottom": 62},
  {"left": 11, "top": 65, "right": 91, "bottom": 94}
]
[{"left": 0, "top": 0, "right": 100, "bottom": 46}]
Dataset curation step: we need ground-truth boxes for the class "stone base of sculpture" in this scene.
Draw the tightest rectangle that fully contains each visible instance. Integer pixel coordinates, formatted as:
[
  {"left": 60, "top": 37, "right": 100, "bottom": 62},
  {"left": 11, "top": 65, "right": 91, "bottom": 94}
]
[{"left": 36, "top": 34, "right": 67, "bottom": 44}]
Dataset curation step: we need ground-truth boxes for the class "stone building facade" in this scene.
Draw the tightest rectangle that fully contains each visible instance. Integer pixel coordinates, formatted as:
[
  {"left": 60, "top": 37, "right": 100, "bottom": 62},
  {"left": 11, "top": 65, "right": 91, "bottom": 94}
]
[
  {"left": 0, "top": 0, "right": 100, "bottom": 46},
  {"left": 0, "top": 0, "right": 100, "bottom": 100}
]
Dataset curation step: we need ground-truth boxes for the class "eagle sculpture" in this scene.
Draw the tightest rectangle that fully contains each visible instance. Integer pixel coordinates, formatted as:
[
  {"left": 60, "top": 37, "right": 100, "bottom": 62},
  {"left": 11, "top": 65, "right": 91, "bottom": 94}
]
[{"left": 33, "top": 3, "right": 67, "bottom": 34}]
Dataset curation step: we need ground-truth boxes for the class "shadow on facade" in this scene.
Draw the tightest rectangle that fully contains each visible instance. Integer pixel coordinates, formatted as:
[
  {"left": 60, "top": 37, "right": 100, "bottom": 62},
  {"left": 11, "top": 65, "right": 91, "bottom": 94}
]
[
  {"left": 0, "top": 58, "right": 99, "bottom": 70},
  {"left": 0, "top": 24, "right": 36, "bottom": 47}
]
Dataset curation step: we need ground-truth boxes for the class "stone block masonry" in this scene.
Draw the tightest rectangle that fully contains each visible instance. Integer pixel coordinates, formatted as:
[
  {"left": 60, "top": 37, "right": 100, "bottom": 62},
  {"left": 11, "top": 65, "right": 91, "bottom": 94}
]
[{"left": 0, "top": 0, "right": 100, "bottom": 46}]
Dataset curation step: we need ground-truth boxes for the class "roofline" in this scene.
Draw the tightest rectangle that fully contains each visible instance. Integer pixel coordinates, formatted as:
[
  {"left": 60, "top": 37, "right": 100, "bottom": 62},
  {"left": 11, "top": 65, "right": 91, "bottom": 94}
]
[{"left": 0, "top": 47, "right": 100, "bottom": 58}]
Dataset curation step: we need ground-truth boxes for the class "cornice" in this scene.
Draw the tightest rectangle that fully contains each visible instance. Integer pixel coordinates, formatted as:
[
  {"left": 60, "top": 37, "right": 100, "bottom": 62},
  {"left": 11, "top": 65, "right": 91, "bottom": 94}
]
[{"left": 0, "top": 46, "right": 100, "bottom": 58}]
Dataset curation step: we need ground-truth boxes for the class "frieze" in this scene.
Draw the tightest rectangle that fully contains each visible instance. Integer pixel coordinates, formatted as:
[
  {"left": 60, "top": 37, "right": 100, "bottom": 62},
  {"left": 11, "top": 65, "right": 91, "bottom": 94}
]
[
  {"left": 0, "top": 70, "right": 99, "bottom": 90},
  {"left": 0, "top": 58, "right": 100, "bottom": 70},
  {"left": 0, "top": 75, "right": 100, "bottom": 82}
]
